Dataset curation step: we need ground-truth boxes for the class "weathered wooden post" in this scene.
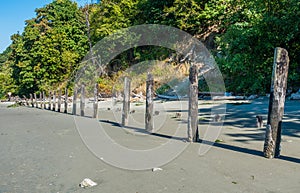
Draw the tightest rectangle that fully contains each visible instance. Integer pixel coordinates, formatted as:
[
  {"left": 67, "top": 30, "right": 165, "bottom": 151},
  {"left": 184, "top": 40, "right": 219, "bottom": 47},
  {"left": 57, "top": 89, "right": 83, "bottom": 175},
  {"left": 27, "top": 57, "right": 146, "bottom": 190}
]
[
  {"left": 52, "top": 91, "right": 56, "bottom": 111},
  {"left": 58, "top": 89, "right": 62, "bottom": 112},
  {"left": 93, "top": 83, "right": 99, "bottom": 119},
  {"left": 188, "top": 65, "right": 199, "bottom": 142},
  {"left": 64, "top": 88, "right": 68, "bottom": 114},
  {"left": 145, "top": 73, "right": 154, "bottom": 132},
  {"left": 263, "top": 47, "right": 289, "bottom": 158},
  {"left": 122, "top": 77, "right": 131, "bottom": 126},
  {"left": 42, "top": 91, "right": 45, "bottom": 109},
  {"left": 34, "top": 93, "right": 38, "bottom": 108},
  {"left": 30, "top": 94, "right": 34, "bottom": 107},
  {"left": 80, "top": 84, "right": 85, "bottom": 116},
  {"left": 48, "top": 91, "right": 52, "bottom": 110},
  {"left": 72, "top": 88, "right": 77, "bottom": 115}
]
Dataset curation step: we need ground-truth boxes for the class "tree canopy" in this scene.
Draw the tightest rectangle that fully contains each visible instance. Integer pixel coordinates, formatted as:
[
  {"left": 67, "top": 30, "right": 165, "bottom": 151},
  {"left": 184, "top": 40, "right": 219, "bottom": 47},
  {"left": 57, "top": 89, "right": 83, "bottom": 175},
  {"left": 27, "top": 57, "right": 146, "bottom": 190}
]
[{"left": 0, "top": 0, "right": 299, "bottom": 98}]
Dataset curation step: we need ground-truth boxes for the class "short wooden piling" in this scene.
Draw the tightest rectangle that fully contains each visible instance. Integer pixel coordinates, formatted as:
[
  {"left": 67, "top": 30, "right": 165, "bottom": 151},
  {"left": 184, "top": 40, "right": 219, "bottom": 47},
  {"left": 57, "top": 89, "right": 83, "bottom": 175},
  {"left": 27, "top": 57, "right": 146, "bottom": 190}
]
[
  {"left": 34, "top": 93, "right": 38, "bottom": 108},
  {"left": 48, "top": 91, "right": 52, "bottom": 110},
  {"left": 80, "top": 84, "right": 85, "bottom": 116},
  {"left": 72, "top": 88, "right": 77, "bottom": 115},
  {"left": 42, "top": 91, "right": 45, "bottom": 109},
  {"left": 52, "top": 91, "right": 56, "bottom": 111},
  {"left": 93, "top": 83, "right": 99, "bottom": 119},
  {"left": 30, "top": 94, "right": 34, "bottom": 107},
  {"left": 58, "top": 89, "right": 62, "bottom": 112},
  {"left": 64, "top": 88, "right": 68, "bottom": 114}
]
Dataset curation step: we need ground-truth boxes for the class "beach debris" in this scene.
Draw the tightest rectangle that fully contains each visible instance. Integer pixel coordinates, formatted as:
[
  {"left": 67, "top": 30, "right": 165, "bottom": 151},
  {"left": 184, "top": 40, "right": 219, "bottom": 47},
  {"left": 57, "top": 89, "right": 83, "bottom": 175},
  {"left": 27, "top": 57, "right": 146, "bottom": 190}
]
[
  {"left": 79, "top": 178, "right": 97, "bottom": 188},
  {"left": 247, "top": 94, "right": 258, "bottom": 100},
  {"left": 152, "top": 167, "right": 163, "bottom": 172},
  {"left": 290, "top": 92, "right": 300, "bottom": 100},
  {"left": 215, "top": 139, "right": 224, "bottom": 143},
  {"left": 175, "top": 112, "right": 181, "bottom": 118},
  {"left": 256, "top": 115, "right": 263, "bottom": 128},
  {"left": 154, "top": 111, "right": 160, "bottom": 116},
  {"left": 213, "top": 114, "right": 221, "bottom": 122},
  {"left": 130, "top": 110, "right": 136, "bottom": 114}
]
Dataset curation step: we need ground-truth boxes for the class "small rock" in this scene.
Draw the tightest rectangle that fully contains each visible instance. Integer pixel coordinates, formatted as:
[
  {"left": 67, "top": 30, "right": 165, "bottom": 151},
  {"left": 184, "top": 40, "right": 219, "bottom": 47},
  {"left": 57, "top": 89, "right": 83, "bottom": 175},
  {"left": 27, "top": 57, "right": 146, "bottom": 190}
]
[{"left": 79, "top": 178, "right": 97, "bottom": 188}]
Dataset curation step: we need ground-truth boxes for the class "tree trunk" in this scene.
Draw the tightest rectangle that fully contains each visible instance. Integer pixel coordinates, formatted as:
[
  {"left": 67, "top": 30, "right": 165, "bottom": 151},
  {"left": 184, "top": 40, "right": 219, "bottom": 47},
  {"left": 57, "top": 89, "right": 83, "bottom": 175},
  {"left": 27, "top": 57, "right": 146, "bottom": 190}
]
[{"left": 263, "top": 47, "right": 289, "bottom": 158}]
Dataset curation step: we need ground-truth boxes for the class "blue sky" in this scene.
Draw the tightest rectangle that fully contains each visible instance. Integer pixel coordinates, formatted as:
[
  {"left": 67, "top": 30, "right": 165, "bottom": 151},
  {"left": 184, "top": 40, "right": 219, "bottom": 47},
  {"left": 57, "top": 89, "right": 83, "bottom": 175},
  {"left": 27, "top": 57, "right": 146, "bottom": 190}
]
[{"left": 0, "top": 0, "right": 86, "bottom": 53}]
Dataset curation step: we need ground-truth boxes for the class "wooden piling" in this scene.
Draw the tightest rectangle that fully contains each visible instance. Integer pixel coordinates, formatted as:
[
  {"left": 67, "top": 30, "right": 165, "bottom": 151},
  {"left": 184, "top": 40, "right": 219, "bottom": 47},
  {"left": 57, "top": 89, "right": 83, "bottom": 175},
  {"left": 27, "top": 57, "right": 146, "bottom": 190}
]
[
  {"left": 30, "top": 94, "right": 34, "bottom": 107},
  {"left": 80, "top": 84, "right": 85, "bottom": 116},
  {"left": 34, "top": 93, "right": 38, "bottom": 108},
  {"left": 42, "top": 91, "right": 45, "bottom": 109},
  {"left": 52, "top": 91, "right": 56, "bottom": 111},
  {"left": 93, "top": 83, "right": 99, "bottom": 119},
  {"left": 188, "top": 65, "right": 199, "bottom": 142},
  {"left": 48, "top": 91, "right": 52, "bottom": 110},
  {"left": 145, "top": 73, "right": 154, "bottom": 132},
  {"left": 64, "top": 88, "right": 68, "bottom": 114},
  {"left": 263, "top": 47, "right": 289, "bottom": 158},
  {"left": 122, "top": 77, "right": 131, "bottom": 126},
  {"left": 58, "top": 89, "right": 62, "bottom": 112},
  {"left": 72, "top": 88, "right": 77, "bottom": 115}
]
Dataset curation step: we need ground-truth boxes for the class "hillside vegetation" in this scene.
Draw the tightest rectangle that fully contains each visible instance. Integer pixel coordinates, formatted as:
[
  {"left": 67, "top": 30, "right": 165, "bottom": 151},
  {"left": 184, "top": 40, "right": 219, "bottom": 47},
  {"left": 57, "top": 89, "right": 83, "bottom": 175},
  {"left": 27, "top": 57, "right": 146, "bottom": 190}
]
[{"left": 0, "top": 0, "right": 299, "bottom": 98}]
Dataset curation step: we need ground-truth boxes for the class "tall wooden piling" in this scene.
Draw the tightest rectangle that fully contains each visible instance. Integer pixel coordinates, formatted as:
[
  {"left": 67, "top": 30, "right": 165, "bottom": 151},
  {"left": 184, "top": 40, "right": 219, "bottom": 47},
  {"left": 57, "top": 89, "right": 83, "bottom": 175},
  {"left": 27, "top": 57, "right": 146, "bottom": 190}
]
[
  {"left": 263, "top": 47, "right": 289, "bottom": 158},
  {"left": 145, "top": 73, "right": 154, "bottom": 132},
  {"left": 188, "top": 65, "right": 199, "bottom": 142},
  {"left": 122, "top": 77, "right": 131, "bottom": 126}
]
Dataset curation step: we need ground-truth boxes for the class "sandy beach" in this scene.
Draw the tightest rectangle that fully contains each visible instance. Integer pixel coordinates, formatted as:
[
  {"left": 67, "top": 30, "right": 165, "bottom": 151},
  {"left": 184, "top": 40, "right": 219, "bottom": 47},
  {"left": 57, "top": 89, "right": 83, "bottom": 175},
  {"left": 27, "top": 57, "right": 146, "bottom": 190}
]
[{"left": 0, "top": 98, "right": 299, "bottom": 193}]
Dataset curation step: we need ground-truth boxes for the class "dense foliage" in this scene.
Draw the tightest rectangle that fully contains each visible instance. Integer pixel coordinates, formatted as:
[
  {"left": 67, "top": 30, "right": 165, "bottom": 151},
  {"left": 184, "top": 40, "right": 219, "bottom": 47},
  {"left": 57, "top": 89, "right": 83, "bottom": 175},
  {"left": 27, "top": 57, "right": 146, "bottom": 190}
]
[{"left": 0, "top": 0, "right": 299, "bottom": 98}]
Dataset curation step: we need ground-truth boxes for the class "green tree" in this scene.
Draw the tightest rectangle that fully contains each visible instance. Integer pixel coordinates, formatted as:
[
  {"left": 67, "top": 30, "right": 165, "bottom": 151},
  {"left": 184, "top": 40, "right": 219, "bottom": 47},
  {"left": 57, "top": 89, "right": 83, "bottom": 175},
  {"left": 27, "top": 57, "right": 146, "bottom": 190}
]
[
  {"left": 0, "top": 47, "right": 16, "bottom": 98},
  {"left": 216, "top": 0, "right": 300, "bottom": 94},
  {"left": 9, "top": 0, "right": 88, "bottom": 95}
]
